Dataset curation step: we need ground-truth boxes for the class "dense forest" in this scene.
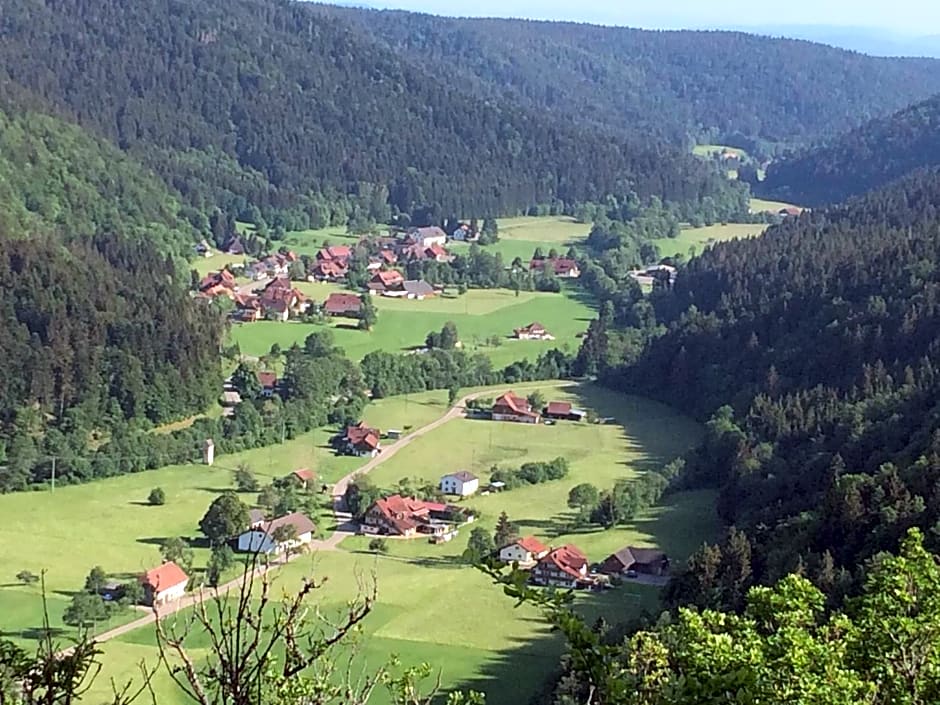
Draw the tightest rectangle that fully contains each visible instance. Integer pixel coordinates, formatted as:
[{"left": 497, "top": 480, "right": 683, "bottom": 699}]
[
  {"left": 0, "top": 104, "right": 196, "bottom": 255},
  {"left": 762, "top": 92, "right": 940, "bottom": 205},
  {"left": 575, "top": 168, "right": 940, "bottom": 614},
  {"left": 0, "top": 0, "right": 747, "bottom": 225},
  {"left": 318, "top": 4, "right": 940, "bottom": 149}
]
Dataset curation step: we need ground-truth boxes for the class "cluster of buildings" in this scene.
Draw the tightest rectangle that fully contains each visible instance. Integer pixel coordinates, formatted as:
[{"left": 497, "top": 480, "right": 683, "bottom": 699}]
[
  {"left": 232, "top": 277, "right": 312, "bottom": 322},
  {"left": 496, "top": 537, "right": 669, "bottom": 589},
  {"left": 528, "top": 256, "right": 581, "bottom": 279},
  {"left": 488, "top": 391, "right": 587, "bottom": 425},
  {"left": 362, "top": 494, "right": 472, "bottom": 542}
]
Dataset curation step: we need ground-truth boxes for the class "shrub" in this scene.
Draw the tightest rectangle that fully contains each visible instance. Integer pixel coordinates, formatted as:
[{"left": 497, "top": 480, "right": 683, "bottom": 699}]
[{"left": 148, "top": 487, "right": 167, "bottom": 505}]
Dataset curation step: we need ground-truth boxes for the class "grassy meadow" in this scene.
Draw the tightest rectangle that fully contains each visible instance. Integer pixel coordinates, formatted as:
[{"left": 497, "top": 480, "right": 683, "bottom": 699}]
[
  {"left": 73, "top": 383, "right": 711, "bottom": 705},
  {"left": 230, "top": 285, "right": 595, "bottom": 368},
  {"left": 653, "top": 222, "right": 768, "bottom": 259}
]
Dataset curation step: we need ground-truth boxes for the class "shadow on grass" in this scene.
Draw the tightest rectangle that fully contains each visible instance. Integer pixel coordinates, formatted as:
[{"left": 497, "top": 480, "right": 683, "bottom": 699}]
[{"left": 0, "top": 626, "right": 70, "bottom": 641}]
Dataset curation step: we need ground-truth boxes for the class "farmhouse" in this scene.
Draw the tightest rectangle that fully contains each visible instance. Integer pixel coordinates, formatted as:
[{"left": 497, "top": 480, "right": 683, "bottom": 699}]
[
  {"left": 530, "top": 257, "right": 581, "bottom": 278},
  {"left": 363, "top": 494, "right": 455, "bottom": 537},
  {"left": 237, "top": 512, "right": 316, "bottom": 554},
  {"left": 498, "top": 536, "right": 549, "bottom": 567},
  {"left": 439, "top": 470, "right": 479, "bottom": 497},
  {"left": 531, "top": 545, "right": 592, "bottom": 588},
  {"left": 338, "top": 421, "right": 381, "bottom": 457},
  {"left": 543, "top": 401, "right": 586, "bottom": 421},
  {"left": 316, "top": 245, "right": 352, "bottom": 263},
  {"left": 367, "top": 269, "right": 405, "bottom": 294},
  {"left": 257, "top": 278, "right": 310, "bottom": 320},
  {"left": 409, "top": 226, "right": 448, "bottom": 248},
  {"left": 514, "top": 322, "right": 555, "bottom": 341},
  {"left": 403, "top": 279, "right": 436, "bottom": 300},
  {"left": 223, "top": 235, "right": 246, "bottom": 256},
  {"left": 492, "top": 391, "right": 541, "bottom": 424},
  {"left": 324, "top": 292, "right": 363, "bottom": 317},
  {"left": 778, "top": 206, "right": 802, "bottom": 217},
  {"left": 256, "top": 371, "right": 278, "bottom": 397},
  {"left": 311, "top": 259, "right": 348, "bottom": 282},
  {"left": 139, "top": 561, "right": 189, "bottom": 606},
  {"left": 599, "top": 546, "right": 670, "bottom": 577}
]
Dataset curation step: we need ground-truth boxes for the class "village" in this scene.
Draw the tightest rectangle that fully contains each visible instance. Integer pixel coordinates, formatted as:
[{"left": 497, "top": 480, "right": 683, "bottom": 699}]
[{"left": 131, "top": 387, "right": 671, "bottom": 608}]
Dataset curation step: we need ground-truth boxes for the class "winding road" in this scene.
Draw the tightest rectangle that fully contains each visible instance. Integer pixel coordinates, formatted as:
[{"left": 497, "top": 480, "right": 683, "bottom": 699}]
[{"left": 77, "top": 390, "right": 484, "bottom": 647}]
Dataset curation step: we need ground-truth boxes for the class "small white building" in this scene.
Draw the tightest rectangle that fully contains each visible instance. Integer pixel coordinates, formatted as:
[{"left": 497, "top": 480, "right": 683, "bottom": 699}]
[
  {"left": 440, "top": 470, "right": 480, "bottom": 497},
  {"left": 140, "top": 561, "right": 189, "bottom": 606},
  {"left": 498, "top": 536, "right": 550, "bottom": 567},
  {"left": 237, "top": 512, "right": 316, "bottom": 555},
  {"left": 203, "top": 439, "right": 215, "bottom": 466}
]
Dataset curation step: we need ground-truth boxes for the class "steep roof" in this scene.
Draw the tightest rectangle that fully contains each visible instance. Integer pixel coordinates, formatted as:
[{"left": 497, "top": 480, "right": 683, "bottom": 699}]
[
  {"left": 257, "top": 371, "right": 278, "bottom": 389},
  {"left": 513, "top": 536, "right": 549, "bottom": 555},
  {"left": 539, "top": 545, "right": 588, "bottom": 580},
  {"left": 324, "top": 292, "right": 362, "bottom": 314},
  {"left": 607, "top": 546, "right": 667, "bottom": 569},
  {"left": 515, "top": 321, "right": 547, "bottom": 334},
  {"left": 140, "top": 561, "right": 189, "bottom": 590},
  {"left": 546, "top": 401, "right": 572, "bottom": 416},
  {"left": 292, "top": 468, "right": 316, "bottom": 482},
  {"left": 493, "top": 391, "right": 537, "bottom": 417},
  {"left": 403, "top": 279, "right": 435, "bottom": 296},
  {"left": 443, "top": 470, "right": 478, "bottom": 483},
  {"left": 260, "top": 512, "right": 316, "bottom": 537},
  {"left": 414, "top": 226, "right": 446, "bottom": 240}
]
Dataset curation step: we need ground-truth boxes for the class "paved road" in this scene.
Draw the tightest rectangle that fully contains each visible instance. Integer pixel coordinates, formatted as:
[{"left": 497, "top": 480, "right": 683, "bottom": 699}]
[{"left": 72, "top": 391, "right": 483, "bottom": 648}]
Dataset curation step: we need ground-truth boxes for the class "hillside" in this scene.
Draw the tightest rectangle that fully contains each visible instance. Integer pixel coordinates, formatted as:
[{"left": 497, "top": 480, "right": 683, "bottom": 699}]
[
  {"left": 0, "top": 0, "right": 744, "bottom": 224},
  {"left": 587, "top": 166, "right": 940, "bottom": 610},
  {"left": 0, "top": 103, "right": 196, "bottom": 254},
  {"left": 761, "top": 93, "right": 940, "bottom": 205},
  {"left": 316, "top": 4, "right": 940, "bottom": 148}
]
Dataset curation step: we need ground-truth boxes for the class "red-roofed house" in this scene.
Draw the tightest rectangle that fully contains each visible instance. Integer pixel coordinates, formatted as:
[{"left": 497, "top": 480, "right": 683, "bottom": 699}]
[
  {"left": 324, "top": 292, "right": 363, "bottom": 317},
  {"left": 530, "top": 257, "right": 581, "bottom": 279},
  {"left": 311, "top": 259, "right": 348, "bottom": 282},
  {"left": 139, "top": 561, "right": 189, "bottom": 605},
  {"left": 198, "top": 269, "right": 237, "bottom": 298},
  {"left": 316, "top": 245, "right": 353, "bottom": 262},
  {"left": 531, "top": 545, "right": 591, "bottom": 588},
  {"left": 340, "top": 422, "right": 382, "bottom": 457},
  {"left": 514, "top": 322, "right": 555, "bottom": 341},
  {"left": 425, "top": 243, "right": 452, "bottom": 262},
  {"left": 544, "top": 401, "right": 586, "bottom": 421},
  {"left": 290, "top": 468, "right": 317, "bottom": 489},
  {"left": 498, "top": 536, "right": 550, "bottom": 567},
  {"left": 492, "top": 392, "right": 541, "bottom": 424},
  {"left": 363, "top": 495, "right": 453, "bottom": 537},
  {"left": 367, "top": 269, "right": 405, "bottom": 294},
  {"left": 256, "top": 371, "right": 278, "bottom": 397}
]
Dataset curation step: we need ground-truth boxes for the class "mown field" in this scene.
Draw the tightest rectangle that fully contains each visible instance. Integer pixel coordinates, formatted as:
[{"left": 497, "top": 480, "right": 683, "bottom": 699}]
[
  {"left": 77, "top": 383, "right": 711, "bottom": 705},
  {"left": 654, "top": 222, "right": 768, "bottom": 259},
  {"left": 230, "top": 284, "right": 595, "bottom": 368}
]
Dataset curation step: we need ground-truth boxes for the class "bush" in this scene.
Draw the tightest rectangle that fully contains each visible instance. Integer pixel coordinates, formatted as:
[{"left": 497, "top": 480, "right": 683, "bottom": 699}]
[
  {"left": 148, "top": 487, "right": 166, "bottom": 505},
  {"left": 368, "top": 537, "right": 389, "bottom": 553}
]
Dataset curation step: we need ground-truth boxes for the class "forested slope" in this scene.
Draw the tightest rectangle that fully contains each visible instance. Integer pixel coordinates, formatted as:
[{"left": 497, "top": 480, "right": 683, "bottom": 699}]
[
  {"left": 318, "top": 4, "right": 940, "bottom": 148},
  {"left": 761, "top": 93, "right": 940, "bottom": 205},
  {"left": 0, "top": 104, "right": 196, "bottom": 254},
  {"left": 0, "top": 0, "right": 743, "bottom": 223},
  {"left": 589, "top": 168, "right": 940, "bottom": 607}
]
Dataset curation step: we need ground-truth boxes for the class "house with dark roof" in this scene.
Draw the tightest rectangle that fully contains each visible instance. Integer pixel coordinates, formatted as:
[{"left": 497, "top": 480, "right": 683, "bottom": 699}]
[
  {"left": 599, "top": 546, "right": 670, "bottom": 577},
  {"left": 337, "top": 422, "right": 381, "bottom": 457},
  {"left": 403, "top": 280, "right": 436, "bottom": 300},
  {"left": 324, "top": 292, "right": 363, "bottom": 317},
  {"left": 531, "top": 545, "right": 592, "bottom": 588},
  {"left": 543, "top": 401, "right": 586, "bottom": 421},
  {"left": 498, "top": 536, "right": 550, "bottom": 567},
  {"left": 492, "top": 392, "right": 541, "bottom": 424},
  {"left": 223, "top": 235, "right": 246, "bottom": 256},
  {"left": 363, "top": 495, "right": 455, "bottom": 537},
  {"left": 514, "top": 322, "right": 555, "bottom": 341},
  {"left": 237, "top": 512, "right": 316, "bottom": 554},
  {"left": 439, "top": 470, "right": 479, "bottom": 497},
  {"left": 139, "top": 561, "right": 189, "bottom": 606}
]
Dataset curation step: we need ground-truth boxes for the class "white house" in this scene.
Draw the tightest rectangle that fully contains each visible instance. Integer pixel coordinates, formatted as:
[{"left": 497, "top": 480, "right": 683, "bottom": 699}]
[
  {"left": 237, "top": 512, "right": 316, "bottom": 554},
  {"left": 440, "top": 470, "right": 480, "bottom": 497},
  {"left": 411, "top": 226, "right": 447, "bottom": 248},
  {"left": 139, "top": 561, "right": 189, "bottom": 606},
  {"left": 498, "top": 536, "right": 550, "bottom": 567}
]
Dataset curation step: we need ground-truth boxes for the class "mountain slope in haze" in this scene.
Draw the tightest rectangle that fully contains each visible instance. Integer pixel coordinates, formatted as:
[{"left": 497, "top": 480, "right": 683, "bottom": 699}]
[
  {"left": 0, "top": 104, "right": 197, "bottom": 254},
  {"left": 760, "top": 93, "right": 940, "bottom": 206},
  {"left": 315, "top": 4, "right": 940, "bottom": 148},
  {"left": 0, "top": 0, "right": 743, "bottom": 223}
]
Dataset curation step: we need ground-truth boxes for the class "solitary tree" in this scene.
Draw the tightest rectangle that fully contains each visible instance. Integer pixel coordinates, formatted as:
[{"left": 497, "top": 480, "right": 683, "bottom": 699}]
[
  {"left": 358, "top": 294, "right": 377, "bottom": 331},
  {"left": 199, "top": 493, "right": 249, "bottom": 546},
  {"left": 368, "top": 537, "right": 389, "bottom": 554},
  {"left": 448, "top": 385, "right": 461, "bottom": 407},
  {"left": 84, "top": 566, "right": 108, "bottom": 595},
  {"left": 233, "top": 464, "right": 259, "bottom": 493},
  {"left": 63, "top": 592, "right": 109, "bottom": 629},
  {"left": 16, "top": 570, "right": 39, "bottom": 586},
  {"left": 148, "top": 487, "right": 166, "bottom": 506},
  {"left": 493, "top": 512, "right": 519, "bottom": 549},
  {"left": 568, "top": 483, "right": 600, "bottom": 525},
  {"left": 206, "top": 545, "right": 236, "bottom": 587},
  {"left": 160, "top": 537, "right": 195, "bottom": 573},
  {"left": 464, "top": 527, "right": 495, "bottom": 563}
]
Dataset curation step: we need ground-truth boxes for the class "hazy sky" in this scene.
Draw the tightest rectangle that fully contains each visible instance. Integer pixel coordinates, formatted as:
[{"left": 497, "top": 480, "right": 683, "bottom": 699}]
[{"left": 363, "top": 1, "right": 939, "bottom": 34}]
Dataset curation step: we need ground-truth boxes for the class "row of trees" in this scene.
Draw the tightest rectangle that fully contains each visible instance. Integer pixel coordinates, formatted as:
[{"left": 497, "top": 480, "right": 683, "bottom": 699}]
[{"left": 489, "top": 457, "right": 569, "bottom": 491}]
